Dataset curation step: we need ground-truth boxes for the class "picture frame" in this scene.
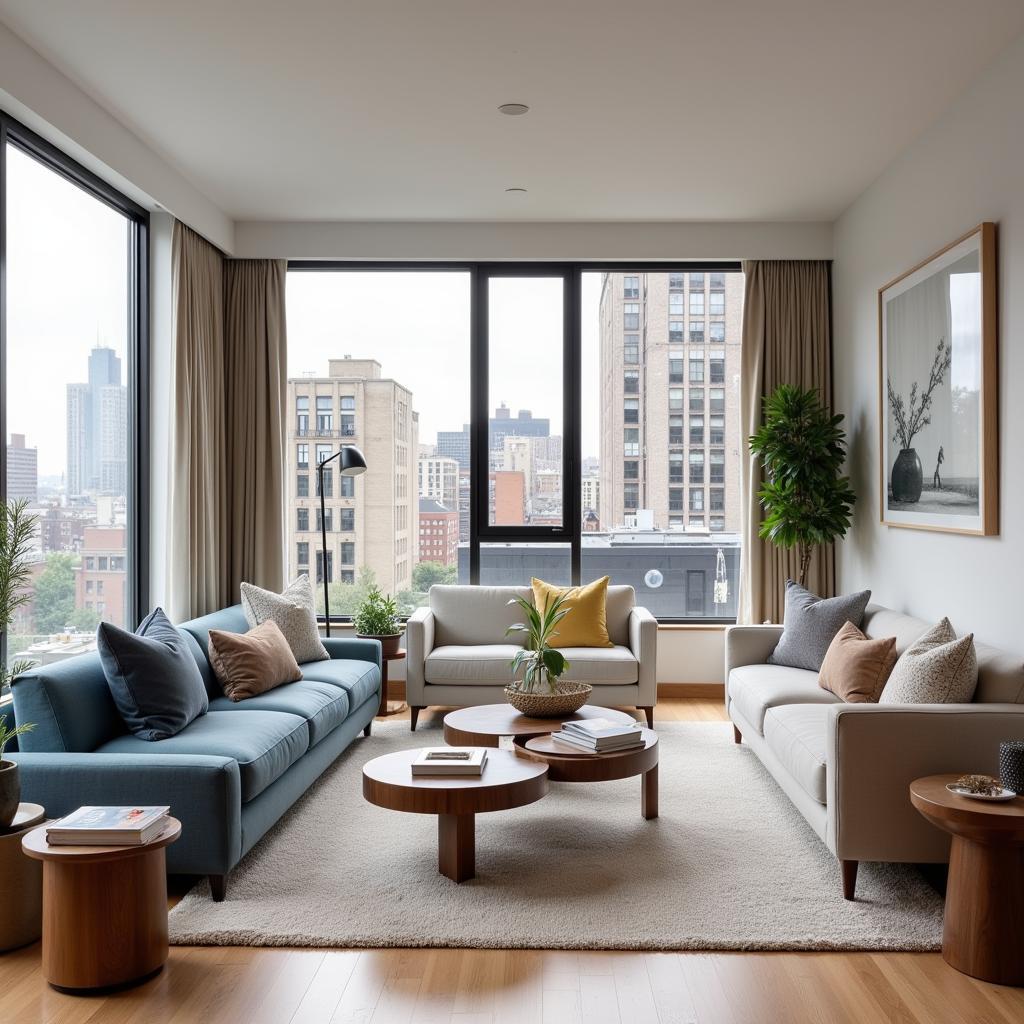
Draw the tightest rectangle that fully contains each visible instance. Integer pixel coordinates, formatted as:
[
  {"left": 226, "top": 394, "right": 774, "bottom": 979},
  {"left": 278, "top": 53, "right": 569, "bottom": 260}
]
[{"left": 878, "top": 222, "right": 998, "bottom": 535}]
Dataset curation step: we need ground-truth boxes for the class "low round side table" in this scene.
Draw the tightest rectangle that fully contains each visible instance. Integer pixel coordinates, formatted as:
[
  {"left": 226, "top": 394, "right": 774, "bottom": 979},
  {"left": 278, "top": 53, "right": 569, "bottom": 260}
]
[
  {"left": 0, "top": 803, "right": 47, "bottom": 951},
  {"left": 22, "top": 816, "right": 181, "bottom": 992},
  {"left": 443, "top": 703, "right": 636, "bottom": 748},
  {"left": 377, "top": 648, "right": 408, "bottom": 718},
  {"left": 910, "top": 775, "right": 1024, "bottom": 986}
]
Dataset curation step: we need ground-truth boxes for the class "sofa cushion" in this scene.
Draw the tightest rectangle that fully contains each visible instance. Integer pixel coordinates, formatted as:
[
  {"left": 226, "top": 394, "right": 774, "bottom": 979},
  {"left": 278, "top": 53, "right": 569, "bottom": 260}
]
[
  {"left": 241, "top": 575, "right": 329, "bottom": 665},
  {"left": 429, "top": 585, "right": 532, "bottom": 647},
  {"left": 209, "top": 620, "right": 302, "bottom": 701},
  {"left": 559, "top": 646, "right": 639, "bottom": 685},
  {"left": 178, "top": 605, "right": 252, "bottom": 698},
  {"left": 604, "top": 586, "right": 636, "bottom": 647},
  {"left": 768, "top": 581, "right": 871, "bottom": 672},
  {"left": 425, "top": 644, "right": 521, "bottom": 685},
  {"left": 818, "top": 621, "right": 898, "bottom": 703},
  {"left": 729, "top": 663, "right": 839, "bottom": 735},
  {"left": 764, "top": 704, "right": 829, "bottom": 805},
  {"left": 208, "top": 679, "right": 350, "bottom": 746},
  {"left": 531, "top": 576, "right": 613, "bottom": 649},
  {"left": 879, "top": 618, "right": 978, "bottom": 705},
  {"left": 96, "top": 710, "right": 308, "bottom": 802},
  {"left": 298, "top": 658, "right": 381, "bottom": 710}
]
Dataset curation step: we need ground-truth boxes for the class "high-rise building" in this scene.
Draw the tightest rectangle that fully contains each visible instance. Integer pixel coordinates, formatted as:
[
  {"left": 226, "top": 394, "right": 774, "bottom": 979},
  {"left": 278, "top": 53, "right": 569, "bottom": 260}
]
[
  {"left": 6, "top": 433, "right": 38, "bottom": 502},
  {"left": 66, "top": 346, "right": 126, "bottom": 497},
  {"left": 286, "top": 357, "right": 418, "bottom": 596},
  {"left": 436, "top": 425, "right": 470, "bottom": 470},
  {"left": 489, "top": 404, "right": 549, "bottom": 450},
  {"left": 418, "top": 456, "right": 459, "bottom": 509},
  {"left": 581, "top": 475, "right": 600, "bottom": 517},
  {"left": 418, "top": 498, "right": 459, "bottom": 566},
  {"left": 598, "top": 271, "right": 743, "bottom": 534}
]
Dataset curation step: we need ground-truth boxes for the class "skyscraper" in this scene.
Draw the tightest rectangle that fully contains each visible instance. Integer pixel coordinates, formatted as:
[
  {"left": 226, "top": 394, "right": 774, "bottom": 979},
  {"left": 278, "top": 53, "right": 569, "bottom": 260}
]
[
  {"left": 6, "top": 433, "right": 38, "bottom": 502},
  {"left": 66, "top": 346, "right": 126, "bottom": 496}
]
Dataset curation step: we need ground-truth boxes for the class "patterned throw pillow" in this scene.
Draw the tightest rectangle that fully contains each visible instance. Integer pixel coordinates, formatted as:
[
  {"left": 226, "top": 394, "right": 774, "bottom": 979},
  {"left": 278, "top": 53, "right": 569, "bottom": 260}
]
[
  {"left": 240, "top": 574, "right": 329, "bottom": 665},
  {"left": 767, "top": 581, "right": 872, "bottom": 672},
  {"left": 879, "top": 618, "right": 978, "bottom": 704}
]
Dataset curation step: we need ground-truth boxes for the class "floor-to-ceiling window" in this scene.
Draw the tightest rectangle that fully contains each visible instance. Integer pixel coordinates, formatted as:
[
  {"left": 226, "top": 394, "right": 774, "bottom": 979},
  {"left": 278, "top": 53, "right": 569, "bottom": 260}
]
[
  {"left": 286, "top": 263, "right": 742, "bottom": 623},
  {"left": 1, "top": 115, "right": 148, "bottom": 684}
]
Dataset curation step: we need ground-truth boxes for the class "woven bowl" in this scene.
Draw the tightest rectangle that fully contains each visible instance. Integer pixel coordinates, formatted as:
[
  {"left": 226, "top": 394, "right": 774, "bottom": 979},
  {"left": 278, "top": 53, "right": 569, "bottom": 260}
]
[{"left": 504, "top": 681, "right": 593, "bottom": 718}]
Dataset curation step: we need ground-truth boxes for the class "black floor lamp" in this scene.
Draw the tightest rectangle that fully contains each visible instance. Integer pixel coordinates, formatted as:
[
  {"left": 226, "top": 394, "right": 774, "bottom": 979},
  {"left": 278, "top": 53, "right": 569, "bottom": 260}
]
[{"left": 317, "top": 445, "right": 367, "bottom": 636}]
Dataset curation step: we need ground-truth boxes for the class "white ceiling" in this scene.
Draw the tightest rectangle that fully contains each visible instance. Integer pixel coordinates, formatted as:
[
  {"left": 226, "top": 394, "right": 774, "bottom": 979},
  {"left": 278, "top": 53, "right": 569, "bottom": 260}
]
[{"left": 1, "top": 0, "right": 1022, "bottom": 223}]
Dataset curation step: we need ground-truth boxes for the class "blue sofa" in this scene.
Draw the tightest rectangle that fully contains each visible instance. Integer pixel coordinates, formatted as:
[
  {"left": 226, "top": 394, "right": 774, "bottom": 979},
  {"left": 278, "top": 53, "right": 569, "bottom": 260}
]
[{"left": 9, "top": 605, "right": 381, "bottom": 900}]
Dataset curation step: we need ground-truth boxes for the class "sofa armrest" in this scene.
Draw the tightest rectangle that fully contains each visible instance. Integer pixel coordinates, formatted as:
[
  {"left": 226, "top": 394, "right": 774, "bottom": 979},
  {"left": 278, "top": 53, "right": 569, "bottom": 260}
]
[
  {"left": 725, "top": 625, "right": 783, "bottom": 675},
  {"left": 11, "top": 752, "right": 243, "bottom": 875},
  {"left": 825, "top": 703, "right": 1024, "bottom": 862},
  {"left": 322, "top": 636, "right": 382, "bottom": 670},
  {"left": 405, "top": 607, "right": 435, "bottom": 706},
  {"left": 628, "top": 606, "right": 658, "bottom": 707}
]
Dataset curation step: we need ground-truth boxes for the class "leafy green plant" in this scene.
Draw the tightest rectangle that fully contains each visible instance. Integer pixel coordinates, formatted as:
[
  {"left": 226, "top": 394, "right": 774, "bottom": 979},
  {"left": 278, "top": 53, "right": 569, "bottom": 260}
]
[
  {"left": 748, "top": 385, "right": 856, "bottom": 588},
  {"left": 1, "top": 499, "right": 39, "bottom": 693},
  {"left": 0, "top": 719, "right": 34, "bottom": 762},
  {"left": 505, "top": 594, "right": 572, "bottom": 694},
  {"left": 353, "top": 587, "right": 401, "bottom": 635}
]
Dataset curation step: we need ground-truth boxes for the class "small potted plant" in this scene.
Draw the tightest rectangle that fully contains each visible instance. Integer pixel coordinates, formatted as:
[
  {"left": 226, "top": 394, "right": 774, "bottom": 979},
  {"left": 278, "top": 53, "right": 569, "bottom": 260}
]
[
  {"left": 504, "top": 593, "right": 591, "bottom": 717},
  {"left": 354, "top": 587, "right": 403, "bottom": 657}
]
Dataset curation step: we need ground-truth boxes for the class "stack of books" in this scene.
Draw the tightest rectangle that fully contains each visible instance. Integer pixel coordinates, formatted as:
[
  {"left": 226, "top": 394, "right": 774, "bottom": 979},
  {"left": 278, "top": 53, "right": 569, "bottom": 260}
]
[
  {"left": 412, "top": 748, "right": 488, "bottom": 776},
  {"left": 45, "top": 806, "right": 170, "bottom": 846},
  {"left": 553, "top": 718, "right": 646, "bottom": 753}
]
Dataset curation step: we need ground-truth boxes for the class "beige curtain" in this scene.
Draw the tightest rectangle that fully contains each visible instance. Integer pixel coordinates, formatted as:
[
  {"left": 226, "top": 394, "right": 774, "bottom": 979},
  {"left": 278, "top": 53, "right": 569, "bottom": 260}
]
[
  {"left": 168, "top": 221, "right": 287, "bottom": 620},
  {"left": 738, "top": 260, "right": 834, "bottom": 624}
]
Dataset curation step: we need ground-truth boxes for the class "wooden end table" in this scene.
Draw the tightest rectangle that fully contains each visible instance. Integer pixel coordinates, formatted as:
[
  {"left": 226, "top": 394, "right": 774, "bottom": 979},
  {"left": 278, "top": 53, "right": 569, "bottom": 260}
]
[
  {"left": 22, "top": 817, "right": 181, "bottom": 992},
  {"left": 362, "top": 749, "right": 547, "bottom": 882},
  {"left": 377, "top": 648, "right": 408, "bottom": 717},
  {"left": 443, "top": 703, "right": 636, "bottom": 748},
  {"left": 910, "top": 775, "right": 1024, "bottom": 986}
]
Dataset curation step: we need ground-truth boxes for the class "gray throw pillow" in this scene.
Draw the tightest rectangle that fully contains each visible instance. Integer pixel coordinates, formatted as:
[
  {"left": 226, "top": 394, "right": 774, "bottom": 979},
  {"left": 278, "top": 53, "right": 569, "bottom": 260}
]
[
  {"left": 879, "top": 618, "right": 978, "bottom": 704},
  {"left": 240, "top": 574, "right": 329, "bottom": 665},
  {"left": 97, "top": 607, "right": 209, "bottom": 740},
  {"left": 768, "top": 581, "right": 871, "bottom": 672}
]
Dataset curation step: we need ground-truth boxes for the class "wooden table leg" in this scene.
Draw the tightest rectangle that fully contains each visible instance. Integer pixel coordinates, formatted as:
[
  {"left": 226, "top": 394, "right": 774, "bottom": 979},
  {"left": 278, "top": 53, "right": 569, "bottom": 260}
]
[
  {"left": 642, "top": 763, "right": 659, "bottom": 820},
  {"left": 438, "top": 813, "right": 475, "bottom": 882},
  {"left": 376, "top": 658, "right": 408, "bottom": 717},
  {"left": 942, "top": 834, "right": 1024, "bottom": 985}
]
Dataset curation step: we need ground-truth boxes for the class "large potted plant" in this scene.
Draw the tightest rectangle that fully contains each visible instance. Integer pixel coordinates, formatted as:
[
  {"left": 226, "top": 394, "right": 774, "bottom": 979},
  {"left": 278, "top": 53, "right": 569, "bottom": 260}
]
[
  {"left": 353, "top": 587, "right": 403, "bottom": 658},
  {"left": 748, "top": 385, "right": 856, "bottom": 588},
  {"left": 1, "top": 499, "right": 38, "bottom": 827},
  {"left": 503, "top": 593, "right": 591, "bottom": 718}
]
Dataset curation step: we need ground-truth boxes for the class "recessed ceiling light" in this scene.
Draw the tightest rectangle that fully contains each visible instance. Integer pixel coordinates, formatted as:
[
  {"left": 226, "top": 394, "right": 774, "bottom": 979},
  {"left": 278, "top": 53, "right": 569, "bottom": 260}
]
[
  {"left": 505, "top": 187, "right": 528, "bottom": 193},
  {"left": 498, "top": 103, "right": 530, "bottom": 116}
]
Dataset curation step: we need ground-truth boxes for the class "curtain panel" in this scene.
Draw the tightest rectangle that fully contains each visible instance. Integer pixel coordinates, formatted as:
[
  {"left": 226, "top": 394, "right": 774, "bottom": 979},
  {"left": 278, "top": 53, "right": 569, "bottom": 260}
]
[
  {"left": 168, "top": 221, "right": 287, "bottom": 620},
  {"left": 738, "top": 260, "right": 834, "bottom": 625}
]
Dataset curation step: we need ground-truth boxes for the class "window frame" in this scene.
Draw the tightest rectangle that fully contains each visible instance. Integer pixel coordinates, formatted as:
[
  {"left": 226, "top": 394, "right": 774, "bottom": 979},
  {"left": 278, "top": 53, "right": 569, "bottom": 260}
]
[
  {"left": 0, "top": 111, "right": 150, "bottom": 643},
  {"left": 287, "top": 260, "right": 741, "bottom": 624}
]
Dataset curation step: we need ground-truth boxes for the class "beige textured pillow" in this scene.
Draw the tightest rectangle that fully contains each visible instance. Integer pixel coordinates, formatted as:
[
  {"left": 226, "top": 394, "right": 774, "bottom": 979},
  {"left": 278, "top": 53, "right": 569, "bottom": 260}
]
[
  {"left": 208, "top": 620, "right": 302, "bottom": 701},
  {"left": 879, "top": 617, "right": 978, "bottom": 704},
  {"left": 240, "top": 574, "right": 329, "bottom": 664},
  {"left": 818, "top": 621, "right": 898, "bottom": 703}
]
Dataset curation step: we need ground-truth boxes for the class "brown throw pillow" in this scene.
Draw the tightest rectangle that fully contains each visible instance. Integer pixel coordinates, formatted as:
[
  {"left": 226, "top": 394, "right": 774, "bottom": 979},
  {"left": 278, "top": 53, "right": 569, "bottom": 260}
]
[
  {"left": 817, "top": 621, "right": 898, "bottom": 703},
  {"left": 208, "top": 620, "right": 302, "bottom": 701}
]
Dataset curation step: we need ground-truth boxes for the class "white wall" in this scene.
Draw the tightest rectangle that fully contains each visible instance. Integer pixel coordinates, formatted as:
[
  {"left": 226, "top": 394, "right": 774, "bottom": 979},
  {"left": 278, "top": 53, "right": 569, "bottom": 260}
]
[
  {"left": 234, "top": 219, "right": 832, "bottom": 262},
  {"left": 832, "top": 34, "right": 1024, "bottom": 654}
]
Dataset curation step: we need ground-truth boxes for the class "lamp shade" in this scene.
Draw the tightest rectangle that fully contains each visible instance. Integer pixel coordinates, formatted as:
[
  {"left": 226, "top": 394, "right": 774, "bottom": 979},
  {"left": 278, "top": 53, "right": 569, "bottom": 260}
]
[{"left": 338, "top": 445, "right": 367, "bottom": 476}]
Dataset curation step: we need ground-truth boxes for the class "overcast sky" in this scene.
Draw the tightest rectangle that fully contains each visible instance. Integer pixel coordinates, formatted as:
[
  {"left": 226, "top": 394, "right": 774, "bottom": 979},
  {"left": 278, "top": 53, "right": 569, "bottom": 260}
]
[{"left": 6, "top": 143, "right": 129, "bottom": 477}]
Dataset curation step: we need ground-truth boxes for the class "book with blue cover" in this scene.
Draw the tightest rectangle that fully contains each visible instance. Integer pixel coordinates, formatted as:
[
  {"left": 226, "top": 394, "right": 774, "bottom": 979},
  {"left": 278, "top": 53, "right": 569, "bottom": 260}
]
[{"left": 46, "top": 806, "right": 170, "bottom": 846}]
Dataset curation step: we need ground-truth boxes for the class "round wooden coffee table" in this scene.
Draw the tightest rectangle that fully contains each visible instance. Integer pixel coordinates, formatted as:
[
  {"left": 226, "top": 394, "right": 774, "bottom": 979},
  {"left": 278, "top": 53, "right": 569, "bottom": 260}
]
[
  {"left": 22, "top": 817, "right": 181, "bottom": 992},
  {"left": 516, "top": 729, "right": 659, "bottom": 819},
  {"left": 910, "top": 774, "right": 1024, "bottom": 986},
  {"left": 443, "top": 703, "right": 636, "bottom": 747},
  {"left": 362, "top": 749, "right": 548, "bottom": 882}
]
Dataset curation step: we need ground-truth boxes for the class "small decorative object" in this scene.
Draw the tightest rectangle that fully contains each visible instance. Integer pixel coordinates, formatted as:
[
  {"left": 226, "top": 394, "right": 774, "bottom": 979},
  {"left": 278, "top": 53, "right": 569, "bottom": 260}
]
[
  {"left": 748, "top": 385, "right": 856, "bottom": 587},
  {"left": 999, "top": 741, "right": 1024, "bottom": 796},
  {"left": 504, "top": 593, "right": 592, "bottom": 717},
  {"left": 946, "top": 773, "right": 1016, "bottom": 802},
  {"left": 354, "top": 587, "right": 403, "bottom": 658},
  {"left": 0, "top": 721, "right": 35, "bottom": 828},
  {"left": 880, "top": 223, "right": 998, "bottom": 534}
]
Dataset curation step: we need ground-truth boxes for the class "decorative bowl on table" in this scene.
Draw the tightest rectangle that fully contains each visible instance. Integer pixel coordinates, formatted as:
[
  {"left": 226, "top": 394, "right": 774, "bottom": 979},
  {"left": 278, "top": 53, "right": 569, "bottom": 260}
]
[{"left": 504, "top": 682, "right": 592, "bottom": 718}]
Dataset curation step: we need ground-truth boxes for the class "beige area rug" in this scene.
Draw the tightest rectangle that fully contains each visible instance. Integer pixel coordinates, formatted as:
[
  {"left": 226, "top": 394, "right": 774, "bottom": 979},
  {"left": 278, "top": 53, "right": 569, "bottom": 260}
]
[{"left": 168, "top": 721, "right": 943, "bottom": 950}]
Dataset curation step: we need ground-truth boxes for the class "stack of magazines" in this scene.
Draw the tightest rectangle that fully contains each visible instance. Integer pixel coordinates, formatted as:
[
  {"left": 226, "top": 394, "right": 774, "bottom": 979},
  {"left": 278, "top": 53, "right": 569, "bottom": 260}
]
[
  {"left": 553, "top": 718, "right": 645, "bottom": 753},
  {"left": 45, "top": 806, "right": 170, "bottom": 846},
  {"left": 412, "top": 748, "right": 488, "bottom": 776}
]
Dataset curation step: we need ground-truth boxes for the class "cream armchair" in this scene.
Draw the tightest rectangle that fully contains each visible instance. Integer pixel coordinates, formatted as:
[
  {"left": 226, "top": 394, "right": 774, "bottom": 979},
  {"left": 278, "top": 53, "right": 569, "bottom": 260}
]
[{"left": 405, "top": 584, "right": 657, "bottom": 731}]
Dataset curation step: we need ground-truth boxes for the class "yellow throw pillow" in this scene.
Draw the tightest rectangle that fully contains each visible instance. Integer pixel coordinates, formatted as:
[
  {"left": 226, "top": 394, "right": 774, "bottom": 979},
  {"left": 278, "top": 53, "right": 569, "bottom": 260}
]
[{"left": 531, "top": 576, "right": 614, "bottom": 649}]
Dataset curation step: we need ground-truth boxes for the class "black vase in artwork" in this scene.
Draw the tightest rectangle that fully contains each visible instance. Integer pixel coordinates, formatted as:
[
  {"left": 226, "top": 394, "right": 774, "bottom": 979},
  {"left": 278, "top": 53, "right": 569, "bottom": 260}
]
[{"left": 891, "top": 448, "right": 923, "bottom": 503}]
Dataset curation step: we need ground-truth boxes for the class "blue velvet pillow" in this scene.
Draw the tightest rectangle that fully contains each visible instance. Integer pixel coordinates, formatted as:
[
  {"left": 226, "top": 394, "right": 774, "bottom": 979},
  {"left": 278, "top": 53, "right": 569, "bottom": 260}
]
[{"left": 97, "top": 608, "right": 209, "bottom": 740}]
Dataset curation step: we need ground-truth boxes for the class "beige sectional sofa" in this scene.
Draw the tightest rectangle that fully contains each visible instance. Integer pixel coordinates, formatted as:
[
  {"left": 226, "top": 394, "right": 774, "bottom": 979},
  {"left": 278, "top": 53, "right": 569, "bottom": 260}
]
[
  {"left": 726, "top": 604, "right": 1024, "bottom": 899},
  {"left": 405, "top": 584, "right": 657, "bottom": 730}
]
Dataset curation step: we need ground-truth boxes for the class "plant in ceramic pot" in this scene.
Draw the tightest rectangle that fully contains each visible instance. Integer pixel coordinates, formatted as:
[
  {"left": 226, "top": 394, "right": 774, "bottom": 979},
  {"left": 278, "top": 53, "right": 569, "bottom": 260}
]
[
  {"left": 353, "top": 587, "right": 403, "bottom": 658},
  {"left": 504, "top": 594, "right": 591, "bottom": 717},
  {"left": 0, "top": 499, "right": 39, "bottom": 827}
]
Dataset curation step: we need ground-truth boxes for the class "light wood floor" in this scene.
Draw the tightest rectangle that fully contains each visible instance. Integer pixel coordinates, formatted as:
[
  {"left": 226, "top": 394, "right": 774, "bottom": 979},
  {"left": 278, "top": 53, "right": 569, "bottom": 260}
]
[{"left": 2, "top": 698, "right": 1020, "bottom": 1024}]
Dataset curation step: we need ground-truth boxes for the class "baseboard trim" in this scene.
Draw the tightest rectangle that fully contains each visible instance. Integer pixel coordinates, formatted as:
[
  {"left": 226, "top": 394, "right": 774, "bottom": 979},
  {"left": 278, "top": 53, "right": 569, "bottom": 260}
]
[{"left": 386, "top": 681, "right": 724, "bottom": 703}]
